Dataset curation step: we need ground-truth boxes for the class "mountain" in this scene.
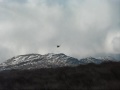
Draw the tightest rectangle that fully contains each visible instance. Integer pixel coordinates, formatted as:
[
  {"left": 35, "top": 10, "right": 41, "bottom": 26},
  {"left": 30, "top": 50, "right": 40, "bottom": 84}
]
[
  {"left": 0, "top": 53, "right": 80, "bottom": 70},
  {"left": 0, "top": 53, "right": 119, "bottom": 71},
  {"left": 80, "top": 57, "right": 104, "bottom": 64}
]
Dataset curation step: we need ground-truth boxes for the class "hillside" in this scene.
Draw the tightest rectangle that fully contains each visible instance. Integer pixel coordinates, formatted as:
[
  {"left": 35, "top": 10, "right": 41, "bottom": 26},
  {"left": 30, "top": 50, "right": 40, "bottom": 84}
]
[{"left": 0, "top": 61, "right": 120, "bottom": 90}]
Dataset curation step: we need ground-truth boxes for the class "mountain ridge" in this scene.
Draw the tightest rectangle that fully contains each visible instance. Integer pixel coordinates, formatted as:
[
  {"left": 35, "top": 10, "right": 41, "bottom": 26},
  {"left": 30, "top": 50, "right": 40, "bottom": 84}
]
[{"left": 0, "top": 53, "right": 119, "bottom": 71}]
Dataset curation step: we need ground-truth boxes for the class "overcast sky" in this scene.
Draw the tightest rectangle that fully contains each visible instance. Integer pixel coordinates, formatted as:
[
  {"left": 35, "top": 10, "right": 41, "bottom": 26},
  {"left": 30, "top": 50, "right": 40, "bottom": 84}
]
[{"left": 0, "top": 0, "right": 120, "bottom": 62}]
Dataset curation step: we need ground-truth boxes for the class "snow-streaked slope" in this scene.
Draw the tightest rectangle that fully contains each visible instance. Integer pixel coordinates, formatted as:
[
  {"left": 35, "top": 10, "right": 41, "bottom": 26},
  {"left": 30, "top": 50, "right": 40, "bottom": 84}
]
[
  {"left": 79, "top": 57, "right": 103, "bottom": 64},
  {"left": 80, "top": 55, "right": 119, "bottom": 64},
  {"left": 0, "top": 54, "right": 42, "bottom": 66},
  {"left": 0, "top": 53, "right": 119, "bottom": 71},
  {"left": 0, "top": 53, "right": 80, "bottom": 70},
  {"left": 96, "top": 56, "right": 115, "bottom": 61}
]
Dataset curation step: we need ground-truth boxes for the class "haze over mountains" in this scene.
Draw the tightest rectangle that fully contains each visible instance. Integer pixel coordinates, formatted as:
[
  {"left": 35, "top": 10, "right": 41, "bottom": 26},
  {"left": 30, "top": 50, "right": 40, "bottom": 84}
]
[
  {"left": 0, "top": 53, "right": 119, "bottom": 71},
  {"left": 0, "top": 0, "right": 120, "bottom": 62}
]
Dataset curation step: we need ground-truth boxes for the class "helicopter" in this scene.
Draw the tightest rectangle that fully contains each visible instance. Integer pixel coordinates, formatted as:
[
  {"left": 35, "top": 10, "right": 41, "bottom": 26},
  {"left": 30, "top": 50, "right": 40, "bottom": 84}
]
[{"left": 57, "top": 45, "right": 60, "bottom": 48}]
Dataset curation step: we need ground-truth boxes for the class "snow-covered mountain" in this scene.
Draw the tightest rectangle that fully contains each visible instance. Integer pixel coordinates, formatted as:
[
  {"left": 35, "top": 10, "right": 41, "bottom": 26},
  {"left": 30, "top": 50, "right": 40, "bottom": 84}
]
[
  {"left": 0, "top": 53, "right": 119, "bottom": 71},
  {"left": 0, "top": 53, "right": 80, "bottom": 70},
  {"left": 80, "top": 57, "right": 103, "bottom": 64}
]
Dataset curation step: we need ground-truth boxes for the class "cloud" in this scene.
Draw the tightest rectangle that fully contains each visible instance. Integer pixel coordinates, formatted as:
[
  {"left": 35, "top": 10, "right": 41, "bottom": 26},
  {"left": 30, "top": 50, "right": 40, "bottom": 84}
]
[
  {"left": 112, "top": 37, "right": 120, "bottom": 52},
  {"left": 105, "top": 30, "right": 120, "bottom": 53},
  {"left": 0, "top": 0, "right": 120, "bottom": 62}
]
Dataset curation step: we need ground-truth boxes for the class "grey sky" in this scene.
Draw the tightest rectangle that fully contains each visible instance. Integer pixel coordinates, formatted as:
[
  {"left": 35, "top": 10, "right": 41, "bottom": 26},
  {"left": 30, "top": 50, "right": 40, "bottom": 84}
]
[{"left": 0, "top": 0, "right": 120, "bottom": 62}]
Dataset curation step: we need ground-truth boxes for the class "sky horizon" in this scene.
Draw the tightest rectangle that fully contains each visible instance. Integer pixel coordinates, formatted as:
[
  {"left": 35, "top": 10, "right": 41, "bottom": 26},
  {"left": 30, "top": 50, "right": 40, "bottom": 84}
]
[{"left": 0, "top": 0, "right": 120, "bottom": 62}]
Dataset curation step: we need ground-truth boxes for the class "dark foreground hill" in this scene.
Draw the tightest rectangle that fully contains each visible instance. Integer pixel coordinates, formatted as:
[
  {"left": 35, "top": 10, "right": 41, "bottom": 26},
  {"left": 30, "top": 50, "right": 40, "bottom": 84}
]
[{"left": 0, "top": 61, "right": 120, "bottom": 90}]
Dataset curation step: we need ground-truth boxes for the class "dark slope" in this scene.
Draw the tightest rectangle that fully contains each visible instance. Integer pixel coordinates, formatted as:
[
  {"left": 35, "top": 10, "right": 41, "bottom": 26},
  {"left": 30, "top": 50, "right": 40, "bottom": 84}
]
[{"left": 0, "top": 61, "right": 120, "bottom": 90}]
